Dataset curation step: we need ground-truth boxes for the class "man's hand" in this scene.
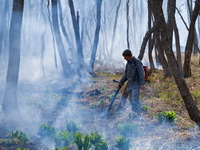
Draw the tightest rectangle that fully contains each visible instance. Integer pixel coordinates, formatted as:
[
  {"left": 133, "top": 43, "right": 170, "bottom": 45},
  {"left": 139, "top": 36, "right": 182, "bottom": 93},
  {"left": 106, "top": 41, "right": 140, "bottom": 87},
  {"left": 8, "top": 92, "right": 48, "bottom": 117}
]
[
  {"left": 118, "top": 84, "right": 123, "bottom": 88},
  {"left": 140, "top": 85, "right": 145, "bottom": 90}
]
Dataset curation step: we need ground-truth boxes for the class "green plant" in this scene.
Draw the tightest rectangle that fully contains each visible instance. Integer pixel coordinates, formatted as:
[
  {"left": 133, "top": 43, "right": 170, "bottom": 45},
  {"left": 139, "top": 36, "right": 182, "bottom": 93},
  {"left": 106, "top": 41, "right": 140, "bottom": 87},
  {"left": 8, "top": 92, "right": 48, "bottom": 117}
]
[
  {"left": 90, "top": 132, "right": 102, "bottom": 145},
  {"left": 74, "top": 132, "right": 83, "bottom": 150},
  {"left": 118, "top": 122, "right": 139, "bottom": 137},
  {"left": 142, "top": 105, "right": 151, "bottom": 111},
  {"left": 74, "top": 132, "right": 92, "bottom": 150},
  {"left": 83, "top": 134, "right": 91, "bottom": 150},
  {"left": 54, "top": 130, "right": 75, "bottom": 147},
  {"left": 115, "top": 136, "right": 130, "bottom": 150},
  {"left": 38, "top": 124, "right": 56, "bottom": 138},
  {"left": 16, "top": 148, "right": 28, "bottom": 150},
  {"left": 66, "top": 120, "right": 79, "bottom": 133},
  {"left": 94, "top": 140, "right": 108, "bottom": 150},
  {"left": 191, "top": 90, "right": 200, "bottom": 100},
  {"left": 11, "top": 130, "right": 29, "bottom": 144},
  {"left": 158, "top": 111, "right": 176, "bottom": 123}
]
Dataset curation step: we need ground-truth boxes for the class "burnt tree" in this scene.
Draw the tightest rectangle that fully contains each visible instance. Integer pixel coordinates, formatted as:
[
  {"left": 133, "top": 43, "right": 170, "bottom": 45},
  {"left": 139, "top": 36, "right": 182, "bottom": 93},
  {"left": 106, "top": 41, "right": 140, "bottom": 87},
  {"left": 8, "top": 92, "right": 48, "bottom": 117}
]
[
  {"left": 150, "top": 0, "right": 200, "bottom": 127},
  {"left": 3, "top": 0, "right": 24, "bottom": 126}
]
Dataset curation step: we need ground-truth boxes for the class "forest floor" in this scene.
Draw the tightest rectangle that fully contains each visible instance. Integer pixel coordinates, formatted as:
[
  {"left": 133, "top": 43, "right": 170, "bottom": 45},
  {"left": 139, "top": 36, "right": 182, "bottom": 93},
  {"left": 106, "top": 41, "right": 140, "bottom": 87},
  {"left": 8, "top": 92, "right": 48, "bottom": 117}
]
[{"left": 0, "top": 56, "right": 200, "bottom": 150}]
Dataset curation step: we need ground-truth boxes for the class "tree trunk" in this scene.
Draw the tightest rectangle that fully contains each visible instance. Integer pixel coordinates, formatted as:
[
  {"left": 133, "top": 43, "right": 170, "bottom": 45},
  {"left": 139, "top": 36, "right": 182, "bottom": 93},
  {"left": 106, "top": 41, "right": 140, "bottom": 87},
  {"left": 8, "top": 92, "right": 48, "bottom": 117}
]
[
  {"left": 46, "top": 1, "right": 58, "bottom": 71},
  {"left": 40, "top": 32, "right": 46, "bottom": 77},
  {"left": 155, "top": 30, "right": 172, "bottom": 77},
  {"left": 168, "top": 0, "right": 182, "bottom": 73},
  {"left": 150, "top": 0, "right": 200, "bottom": 127},
  {"left": 40, "top": 1, "right": 48, "bottom": 77},
  {"left": 68, "top": 0, "right": 85, "bottom": 70},
  {"left": 138, "top": 25, "right": 157, "bottom": 61},
  {"left": 51, "top": 0, "right": 71, "bottom": 77},
  {"left": 148, "top": 33, "right": 155, "bottom": 71},
  {"left": 109, "top": 0, "right": 121, "bottom": 59},
  {"left": 126, "top": 0, "right": 130, "bottom": 49},
  {"left": 58, "top": 0, "right": 74, "bottom": 52},
  {"left": 172, "top": 4, "right": 182, "bottom": 73},
  {"left": 0, "top": 0, "right": 9, "bottom": 59},
  {"left": 90, "top": 0, "right": 102, "bottom": 70},
  {"left": 3, "top": 0, "right": 24, "bottom": 126},
  {"left": 187, "top": 0, "right": 199, "bottom": 55},
  {"left": 183, "top": 0, "right": 200, "bottom": 78},
  {"left": 176, "top": 6, "right": 200, "bottom": 55}
]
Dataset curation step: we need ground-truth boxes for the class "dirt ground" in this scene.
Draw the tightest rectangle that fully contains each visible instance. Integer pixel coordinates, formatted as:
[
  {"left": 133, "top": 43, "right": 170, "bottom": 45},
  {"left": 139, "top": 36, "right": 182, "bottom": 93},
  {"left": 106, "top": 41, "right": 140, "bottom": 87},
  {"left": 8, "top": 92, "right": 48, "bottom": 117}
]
[{"left": 0, "top": 65, "right": 200, "bottom": 149}]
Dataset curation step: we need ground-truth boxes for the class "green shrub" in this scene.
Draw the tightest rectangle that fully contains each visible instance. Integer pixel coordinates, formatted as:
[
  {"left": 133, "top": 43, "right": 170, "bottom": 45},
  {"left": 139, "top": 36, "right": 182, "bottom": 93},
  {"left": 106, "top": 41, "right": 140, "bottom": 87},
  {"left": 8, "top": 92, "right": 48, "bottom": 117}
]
[
  {"left": 115, "top": 136, "right": 130, "bottom": 150},
  {"left": 11, "top": 130, "right": 29, "bottom": 144},
  {"left": 118, "top": 122, "right": 139, "bottom": 137},
  {"left": 66, "top": 120, "right": 79, "bottom": 133},
  {"left": 16, "top": 148, "right": 28, "bottom": 150},
  {"left": 158, "top": 111, "right": 176, "bottom": 123}
]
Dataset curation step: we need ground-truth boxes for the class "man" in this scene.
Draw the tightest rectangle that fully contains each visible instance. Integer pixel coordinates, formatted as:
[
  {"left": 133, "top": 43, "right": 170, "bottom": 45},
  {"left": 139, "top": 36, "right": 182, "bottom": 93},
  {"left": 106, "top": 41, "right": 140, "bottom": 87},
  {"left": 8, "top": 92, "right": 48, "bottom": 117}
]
[{"left": 118, "top": 49, "right": 145, "bottom": 117}]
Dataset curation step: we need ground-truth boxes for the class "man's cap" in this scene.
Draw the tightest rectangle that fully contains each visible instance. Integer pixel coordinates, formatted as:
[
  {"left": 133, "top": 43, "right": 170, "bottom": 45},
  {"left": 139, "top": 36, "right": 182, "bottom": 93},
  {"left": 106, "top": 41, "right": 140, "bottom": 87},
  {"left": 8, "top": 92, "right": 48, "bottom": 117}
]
[{"left": 122, "top": 49, "right": 132, "bottom": 56}]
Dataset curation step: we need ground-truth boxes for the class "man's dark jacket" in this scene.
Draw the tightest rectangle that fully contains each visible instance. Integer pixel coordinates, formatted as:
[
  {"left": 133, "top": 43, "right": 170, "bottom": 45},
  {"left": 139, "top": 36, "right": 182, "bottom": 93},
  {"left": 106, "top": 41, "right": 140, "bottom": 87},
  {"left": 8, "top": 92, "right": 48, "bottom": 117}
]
[{"left": 119, "top": 57, "right": 145, "bottom": 90}]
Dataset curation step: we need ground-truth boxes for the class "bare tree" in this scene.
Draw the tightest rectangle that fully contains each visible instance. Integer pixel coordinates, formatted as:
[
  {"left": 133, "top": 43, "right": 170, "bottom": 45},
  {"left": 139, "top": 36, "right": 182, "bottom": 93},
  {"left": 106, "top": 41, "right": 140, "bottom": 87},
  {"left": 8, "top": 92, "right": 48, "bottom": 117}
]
[
  {"left": 90, "top": 0, "right": 103, "bottom": 71},
  {"left": 126, "top": 0, "right": 130, "bottom": 49},
  {"left": 0, "top": 0, "right": 9, "bottom": 60},
  {"left": 51, "top": 0, "right": 71, "bottom": 77},
  {"left": 3, "top": 0, "right": 24, "bottom": 127},
  {"left": 58, "top": 0, "right": 75, "bottom": 56},
  {"left": 155, "top": 29, "right": 172, "bottom": 77},
  {"left": 150, "top": 0, "right": 200, "bottom": 127},
  {"left": 46, "top": 0, "right": 58, "bottom": 71},
  {"left": 109, "top": 0, "right": 121, "bottom": 59},
  {"left": 187, "top": 0, "right": 199, "bottom": 55},
  {"left": 147, "top": 1, "right": 155, "bottom": 71},
  {"left": 138, "top": 25, "right": 157, "bottom": 61},
  {"left": 68, "top": 0, "right": 85, "bottom": 75},
  {"left": 183, "top": 0, "right": 200, "bottom": 78},
  {"left": 168, "top": 0, "right": 182, "bottom": 73}
]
